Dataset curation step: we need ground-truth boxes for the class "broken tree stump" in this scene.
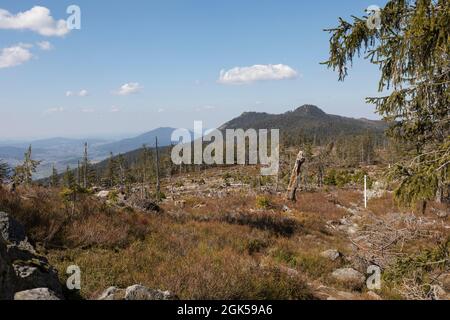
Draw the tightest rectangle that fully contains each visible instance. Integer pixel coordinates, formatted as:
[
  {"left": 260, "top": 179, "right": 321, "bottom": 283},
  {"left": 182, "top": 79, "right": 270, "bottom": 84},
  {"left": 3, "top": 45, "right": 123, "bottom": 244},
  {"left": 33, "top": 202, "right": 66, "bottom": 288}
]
[{"left": 286, "top": 150, "right": 306, "bottom": 202}]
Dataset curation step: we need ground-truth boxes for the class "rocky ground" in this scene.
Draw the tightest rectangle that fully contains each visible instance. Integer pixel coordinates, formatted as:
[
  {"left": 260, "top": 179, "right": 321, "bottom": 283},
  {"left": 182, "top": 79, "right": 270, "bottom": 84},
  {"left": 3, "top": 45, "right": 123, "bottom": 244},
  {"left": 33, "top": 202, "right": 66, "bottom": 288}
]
[{"left": 0, "top": 165, "right": 449, "bottom": 300}]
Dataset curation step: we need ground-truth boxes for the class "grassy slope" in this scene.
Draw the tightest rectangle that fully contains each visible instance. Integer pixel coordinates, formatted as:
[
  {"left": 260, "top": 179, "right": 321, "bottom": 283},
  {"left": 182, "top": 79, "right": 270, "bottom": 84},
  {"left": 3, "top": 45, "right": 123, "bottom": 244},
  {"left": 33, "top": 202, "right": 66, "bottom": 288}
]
[{"left": 0, "top": 165, "right": 448, "bottom": 300}]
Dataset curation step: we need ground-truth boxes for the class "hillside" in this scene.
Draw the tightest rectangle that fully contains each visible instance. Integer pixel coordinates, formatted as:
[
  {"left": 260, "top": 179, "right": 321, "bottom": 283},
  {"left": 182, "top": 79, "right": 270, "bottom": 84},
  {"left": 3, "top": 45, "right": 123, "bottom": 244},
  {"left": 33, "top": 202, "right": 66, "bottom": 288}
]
[
  {"left": 0, "top": 128, "right": 179, "bottom": 180},
  {"left": 77, "top": 105, "right": 388, "bottom": 180},
  {"left": 3, "top": 164, "right": 448, "bottom": 300},
  {"left": 220, "top": 105, "right": 388, "bottom": 144},
  {"left": 95, "top": 127, "right": 176, "bottom": 155}
]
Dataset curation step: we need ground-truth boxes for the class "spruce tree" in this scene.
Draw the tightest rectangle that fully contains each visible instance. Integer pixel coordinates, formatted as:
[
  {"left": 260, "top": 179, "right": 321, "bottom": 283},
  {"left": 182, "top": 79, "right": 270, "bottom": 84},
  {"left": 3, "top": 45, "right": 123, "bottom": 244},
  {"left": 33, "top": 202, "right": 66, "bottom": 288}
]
[
  {"left": 13, "top": 145, "right": 41, "bottom": 185},
  {"left": 106, "top": 152, "right": 118, "bottom": 187},
  {"left": 0, "top": 160, "right": 10, "bottom": 184},
  {"left": 50, "top": 164, "right": 59, "bottom": 187},
  {"left": 63, "top": 165, "right": 76, "bottom": 189},
  {"left": 324, "top": 0, "right": 449, "bottom": 206}
]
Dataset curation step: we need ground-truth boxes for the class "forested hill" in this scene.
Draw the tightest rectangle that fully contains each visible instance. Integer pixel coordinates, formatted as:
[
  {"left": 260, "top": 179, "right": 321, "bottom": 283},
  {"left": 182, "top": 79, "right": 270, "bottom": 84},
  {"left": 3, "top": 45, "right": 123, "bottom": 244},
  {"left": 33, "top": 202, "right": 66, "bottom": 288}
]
[{"left": 219, "top": 105, "right": 389, "bottom": 145}]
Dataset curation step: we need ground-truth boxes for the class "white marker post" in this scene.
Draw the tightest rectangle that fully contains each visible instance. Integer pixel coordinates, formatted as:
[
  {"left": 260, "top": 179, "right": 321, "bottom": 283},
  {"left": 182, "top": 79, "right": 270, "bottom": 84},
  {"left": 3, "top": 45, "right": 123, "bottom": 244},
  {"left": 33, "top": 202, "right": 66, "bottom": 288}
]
[{"left": 364, "top": 175, "right": 368, "bottom": 209}]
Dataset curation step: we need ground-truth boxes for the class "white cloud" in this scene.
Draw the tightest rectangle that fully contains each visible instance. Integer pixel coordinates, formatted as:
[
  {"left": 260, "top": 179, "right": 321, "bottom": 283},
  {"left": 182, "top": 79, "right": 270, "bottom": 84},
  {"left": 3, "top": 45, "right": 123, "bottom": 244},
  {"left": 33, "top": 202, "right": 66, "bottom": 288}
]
[
  {"left": 218, "top": 64, "right": 298, "bottom": 85},
  {"left": 66, "top": 89, "right": 89, "bottom": 97},
  {"left": 110, "top": 106, "right": 120, "bottom": 113},
  {"left": 81, "top": 108, "right": 95, "bottom": 113},
  {"left": 0, "top": 44, "right": 33, "bottom": 69},
  {"left": 0, "top": 6, "right": 70, "bottom": 37},
  {"left": 115, "top": 82, "right": 142, "bottom": 95},
  {"left": 157, "top": 108, "right": 165, "bottom": 113},
  {"left": 44, "top": 107, "right": 64, "bottom": 114},
  {"left": 78, "top": 89, "right": 89, "bottom": 97},
  {"left": 37, "top": 41, "right": 53, "bottom": 51}
]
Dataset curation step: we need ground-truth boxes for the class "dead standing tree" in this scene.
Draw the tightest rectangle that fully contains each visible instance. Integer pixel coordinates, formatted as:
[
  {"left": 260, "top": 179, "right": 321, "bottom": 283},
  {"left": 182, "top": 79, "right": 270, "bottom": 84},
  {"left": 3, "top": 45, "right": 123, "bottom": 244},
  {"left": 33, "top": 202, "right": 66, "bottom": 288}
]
[
  {"left": 315, "top": 142, "right": 334, "bottom": 188},
  {"left": 286, "top": 151, "right": 306, "bottom": 202},
  {"left": 155, "top": 137, "right": 161, "bottom": 202}
]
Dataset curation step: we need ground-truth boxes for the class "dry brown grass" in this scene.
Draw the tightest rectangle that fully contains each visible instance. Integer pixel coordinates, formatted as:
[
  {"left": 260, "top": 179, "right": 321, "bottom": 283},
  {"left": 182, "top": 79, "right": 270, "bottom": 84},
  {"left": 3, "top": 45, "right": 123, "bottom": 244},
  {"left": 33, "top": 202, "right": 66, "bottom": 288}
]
[
  {"left": 0, "top": 185, "right": 314, "bottom": 299},
  {"left": 48, "top": 219, "right": 314, "bottom": 300},
  {"left": 0, "top": 186, "right": 151, "bottom": 248},
  {"left": 294, "top": 192, "right": 348, "bottom": 219},
  {"left": 2, "top": 163, "right": 440, "bottom": 300}
]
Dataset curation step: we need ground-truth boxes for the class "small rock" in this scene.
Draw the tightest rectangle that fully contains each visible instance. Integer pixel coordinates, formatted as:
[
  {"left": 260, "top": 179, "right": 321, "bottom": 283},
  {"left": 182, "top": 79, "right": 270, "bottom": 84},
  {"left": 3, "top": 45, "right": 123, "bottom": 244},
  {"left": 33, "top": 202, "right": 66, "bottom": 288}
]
[
  {"left": 97, "top": 286, "right": 126, "bottom": 300},
  {"left": 320, "top": 249, "right": 341, "bottom": 261},
  {"left": 96, "top": 190, "right": 110, "bottom": 198},
  {"left": 98, "top": 285, "right": 177, "bottom": 300},
  {"left": 282, "top": 205, "right": 292, "bottom": 213},
  {"left": 331, "top": 268, "right": 365, "bottom": 287},
  {"left": 125, "top": 285, "right": 176, "bottom": 300},
  {"left": 14, "top": 288, "right": 60, "bottom": 300}
]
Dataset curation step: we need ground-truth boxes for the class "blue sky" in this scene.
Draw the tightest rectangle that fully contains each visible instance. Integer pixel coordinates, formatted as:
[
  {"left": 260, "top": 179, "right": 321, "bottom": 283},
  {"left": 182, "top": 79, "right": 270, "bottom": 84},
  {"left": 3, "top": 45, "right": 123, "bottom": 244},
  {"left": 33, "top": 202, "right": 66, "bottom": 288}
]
[{"left": 0, "top": 0, "right": 387, "bottom": 139}]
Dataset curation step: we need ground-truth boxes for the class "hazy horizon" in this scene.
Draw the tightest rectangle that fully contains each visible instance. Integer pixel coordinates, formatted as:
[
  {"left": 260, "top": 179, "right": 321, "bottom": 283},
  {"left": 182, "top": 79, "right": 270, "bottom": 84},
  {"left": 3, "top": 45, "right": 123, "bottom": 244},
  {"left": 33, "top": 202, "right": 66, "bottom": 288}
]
[{"left": 0, "top": 103, "right": 383, "bottom": 141}]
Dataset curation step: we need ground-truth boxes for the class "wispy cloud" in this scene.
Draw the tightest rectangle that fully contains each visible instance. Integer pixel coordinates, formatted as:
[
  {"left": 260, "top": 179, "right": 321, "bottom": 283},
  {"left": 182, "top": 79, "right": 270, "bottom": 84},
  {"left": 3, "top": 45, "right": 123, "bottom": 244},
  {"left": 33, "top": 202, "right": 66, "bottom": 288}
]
[
  {"left": 78, "top": 89, "right": 89, "bottom": 97},
  {"left": 66, "top": 89, "right": 89, "bottom": 97},
  {"left": 110, "top": 106, "right": 120, "bottom": 113},
  {"left": 81, "top": 108, "right": 95, "bottom": 113},
  {"left": 218, "top": 64, "right": 298, "bottom": 85},
  {"left": 0, "top": 44, "right": 33, "bottom": 69},
  {"left": 0, "top": 6, "right": 70, "bottom": 37},
  {"left": 115, "top": 82, "right": 142, "bottom": 96},
  {"left": 36, "top": 41, "right": 53, "bottom": 51}
]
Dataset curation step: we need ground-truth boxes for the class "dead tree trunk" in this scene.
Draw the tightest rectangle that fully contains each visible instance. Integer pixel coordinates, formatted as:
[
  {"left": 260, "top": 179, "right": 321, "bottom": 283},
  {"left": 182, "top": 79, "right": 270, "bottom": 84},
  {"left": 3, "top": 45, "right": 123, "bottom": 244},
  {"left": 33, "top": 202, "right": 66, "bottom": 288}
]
[
  {"left": 155, "top": 137, "right": 161, "bottom": 202},
  {"left": 317, "top": 164, "right": 324, "bottom": 188},
  {"left": 83, "top": 142, "right": 88, "bottom": 189},
  {"left": 286, "top": 151, "right": 306, "bottom": 202}
]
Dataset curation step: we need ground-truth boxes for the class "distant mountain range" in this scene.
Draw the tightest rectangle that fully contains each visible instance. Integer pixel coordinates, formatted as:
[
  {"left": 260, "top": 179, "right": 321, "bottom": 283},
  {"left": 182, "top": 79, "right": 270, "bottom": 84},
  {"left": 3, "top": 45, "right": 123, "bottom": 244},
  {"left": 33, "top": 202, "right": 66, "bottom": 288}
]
[
  {"left": 2, "top": 105, "right": 390, "bottom": 180},
  {"left": 84, "top": 105, "right": 389, "bottom": 179},
  {"left": 95, "top": 127, "right": 176, "bottom": 155},
  {"left": 0, "top": 128, "right": 179, "bottom": 179}
]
